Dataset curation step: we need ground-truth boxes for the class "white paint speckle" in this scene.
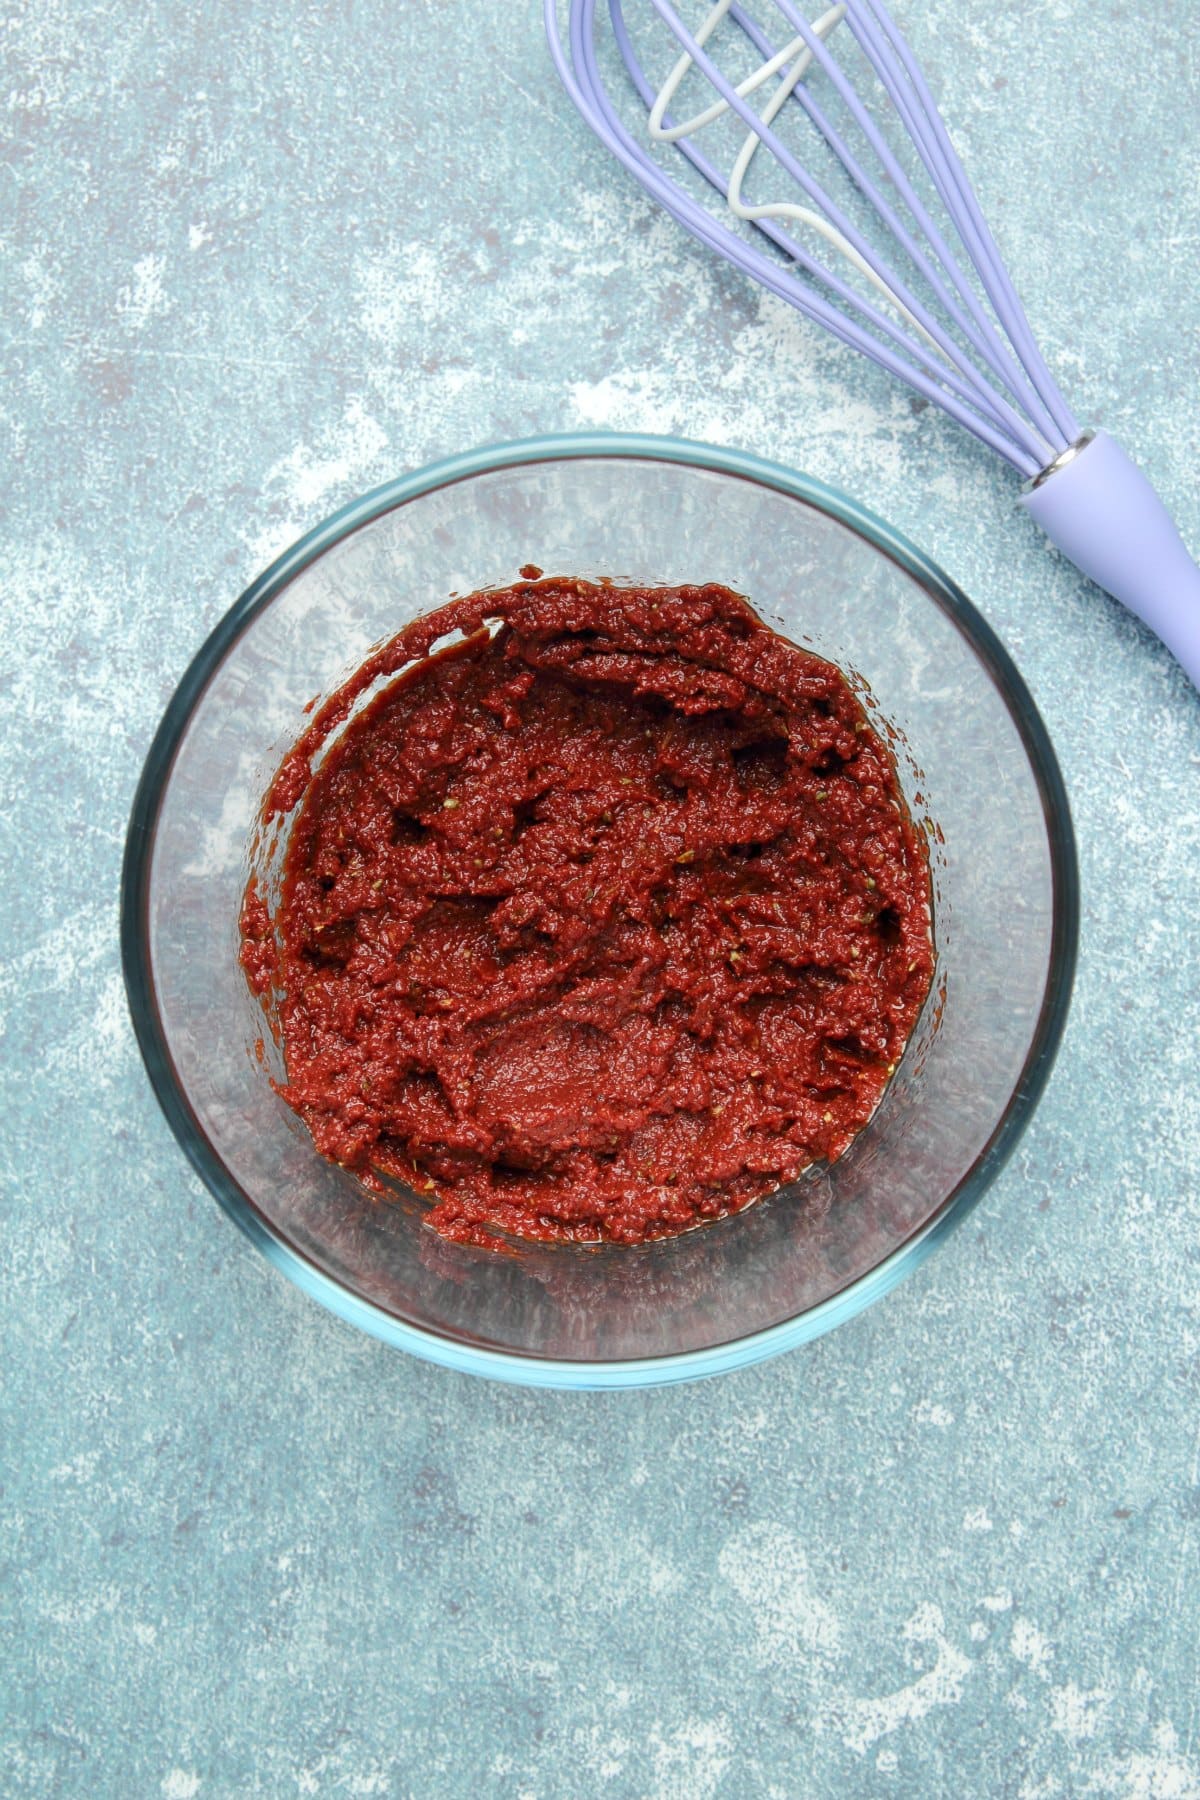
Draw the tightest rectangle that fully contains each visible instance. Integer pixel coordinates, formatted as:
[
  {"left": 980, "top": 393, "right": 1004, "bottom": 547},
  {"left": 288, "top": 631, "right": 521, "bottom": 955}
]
[
  {"left": 264, "top": 396, "right": 388, "bottom": 515},
  {"left": 357, "top": 239, "right": 451, "bottom": 341},
  {"left": 963, "top": 1506, "right": 994, "bottom": 1532},
  {"left": 646, "top": 1555, "right": 682, "bottom": 1598},
  {"left": 21, "top": 250, "right": 60, "bottom": 329},
  {"left": 43, "top": 969, "right": 131, "bottom": 1093},
  {"left": 718, "top": 1522, "right": 841, "bottom": 1665},
  {"left": 647, "top": 1716, "right": 732, "bottom": 1800},
  {"left": 117, "top": 253, "right": 169, "bottom": 329},
  {"left": 570, "top": 369, "right": 684, "bottom": 435},
  {"left": 161, "top": 1775, "right": 200, "bottom": 1800},
  {"left": 828, "top": 1605, "right": 973, "bottom": 1757},
  {"left": 1083, "top": 1725, "right": 1200, "bottom": 1799},
  {"left": 1050, "top": 1680, "right": 1112, "bottom": 1743},
  {"left": 1011, "top": 1618, "right": 1054, "bottom": 1680},
  {"left": 48, "top": 1451, "right": 101, "bottom": 1483}
]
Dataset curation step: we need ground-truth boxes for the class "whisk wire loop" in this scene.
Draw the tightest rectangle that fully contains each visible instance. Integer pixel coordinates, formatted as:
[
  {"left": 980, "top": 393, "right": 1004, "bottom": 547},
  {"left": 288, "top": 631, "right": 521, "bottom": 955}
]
[
  {"left": 647, "top": 0, "right": 842, "bottom": 142},
  {"left": 552, "top": 0, "right": 1085, "bottom": 473},
  {"left": 642, "top": 0, "right": 990, "bottom": 390},
  {"left": 746, "top": 0, "right": 1068, "bottom": 452},
  {"left": 608, "top": 0, "right": 1047, "bottom": 470},
  {"left": 723, "top": 8, "right": 1052, "bottom": 452},
  {"left": 647, "top": 0, "right": 1068, "bottom": 463},
  {"left": 719, "top": 7, "right": 950, "bottom": 351},
  {"left": 602, "top": 0, "right": 964, "bottom": 390},
  {"left": 554, "top": 0, "right": 1057, "bottom": 471}
]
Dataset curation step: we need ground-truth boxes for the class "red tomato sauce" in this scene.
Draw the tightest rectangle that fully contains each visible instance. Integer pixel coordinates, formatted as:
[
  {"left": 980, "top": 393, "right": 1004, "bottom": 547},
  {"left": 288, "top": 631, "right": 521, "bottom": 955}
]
[{"left": 240, "top": 578, "right": 933, "bottom": 1246}]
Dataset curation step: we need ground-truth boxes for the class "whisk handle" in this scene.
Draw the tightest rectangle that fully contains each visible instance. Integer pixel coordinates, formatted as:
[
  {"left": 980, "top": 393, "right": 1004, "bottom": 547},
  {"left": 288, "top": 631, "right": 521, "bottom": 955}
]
[{"left": 1021, "top": 430, "right": 1200, "bottom": 693}]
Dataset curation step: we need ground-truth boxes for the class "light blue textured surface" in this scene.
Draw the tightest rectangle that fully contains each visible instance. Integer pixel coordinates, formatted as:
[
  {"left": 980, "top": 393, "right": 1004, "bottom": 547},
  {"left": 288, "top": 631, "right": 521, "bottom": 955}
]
[{"left": 3, "top": 2, "right": 1199, "bottom": 1795}]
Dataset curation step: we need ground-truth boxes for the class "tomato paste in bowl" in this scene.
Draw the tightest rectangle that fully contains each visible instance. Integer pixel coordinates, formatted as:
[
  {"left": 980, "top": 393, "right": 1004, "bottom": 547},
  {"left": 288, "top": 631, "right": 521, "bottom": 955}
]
[{"left": 241, "top": 575, "right": 933, "bottom": 1249}]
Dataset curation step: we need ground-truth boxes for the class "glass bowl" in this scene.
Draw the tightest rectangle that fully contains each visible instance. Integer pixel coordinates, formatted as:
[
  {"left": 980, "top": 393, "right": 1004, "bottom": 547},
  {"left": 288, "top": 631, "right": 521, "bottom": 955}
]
[{"left": 121, "top": 434, "right": 1077, "bottom": 1388}]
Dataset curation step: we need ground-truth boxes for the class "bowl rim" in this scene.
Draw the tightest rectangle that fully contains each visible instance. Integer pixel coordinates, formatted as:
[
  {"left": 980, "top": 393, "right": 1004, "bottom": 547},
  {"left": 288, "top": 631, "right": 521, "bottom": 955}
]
[{"left": 121, "top": 430, "right": 1079, "bottom": 1389}]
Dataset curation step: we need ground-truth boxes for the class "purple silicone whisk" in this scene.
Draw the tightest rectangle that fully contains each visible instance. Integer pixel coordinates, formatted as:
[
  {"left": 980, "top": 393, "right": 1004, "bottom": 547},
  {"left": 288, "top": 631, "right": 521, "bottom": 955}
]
[{"left": 546, "top": 0, "right": 1200, "bottom": 691}]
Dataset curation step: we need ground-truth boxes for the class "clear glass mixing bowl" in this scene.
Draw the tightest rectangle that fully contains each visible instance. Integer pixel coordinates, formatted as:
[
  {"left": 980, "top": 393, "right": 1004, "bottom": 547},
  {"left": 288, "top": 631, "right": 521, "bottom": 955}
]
[{"left": 121, "top": 435, "right": 1077, "bottom": 1387}]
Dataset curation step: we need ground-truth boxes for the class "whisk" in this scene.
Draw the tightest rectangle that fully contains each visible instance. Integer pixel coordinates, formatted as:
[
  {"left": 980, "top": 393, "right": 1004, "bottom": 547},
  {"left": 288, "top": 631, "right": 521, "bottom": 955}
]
[{"left": 546, "top": 0, "right": 1200, "bottom": 691}]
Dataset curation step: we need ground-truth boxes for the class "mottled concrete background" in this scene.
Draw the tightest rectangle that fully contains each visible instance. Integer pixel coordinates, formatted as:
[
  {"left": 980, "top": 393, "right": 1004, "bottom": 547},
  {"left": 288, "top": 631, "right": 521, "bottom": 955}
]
[{"left": 4, "top": 1, "right": 1200, "bottom": 1795}]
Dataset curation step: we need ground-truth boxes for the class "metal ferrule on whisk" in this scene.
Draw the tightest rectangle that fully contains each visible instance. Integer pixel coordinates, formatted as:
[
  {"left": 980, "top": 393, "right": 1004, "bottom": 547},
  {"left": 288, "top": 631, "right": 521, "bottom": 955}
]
[{"left": 1024, "top": 431, "right": 1096, "bottom": 494}]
